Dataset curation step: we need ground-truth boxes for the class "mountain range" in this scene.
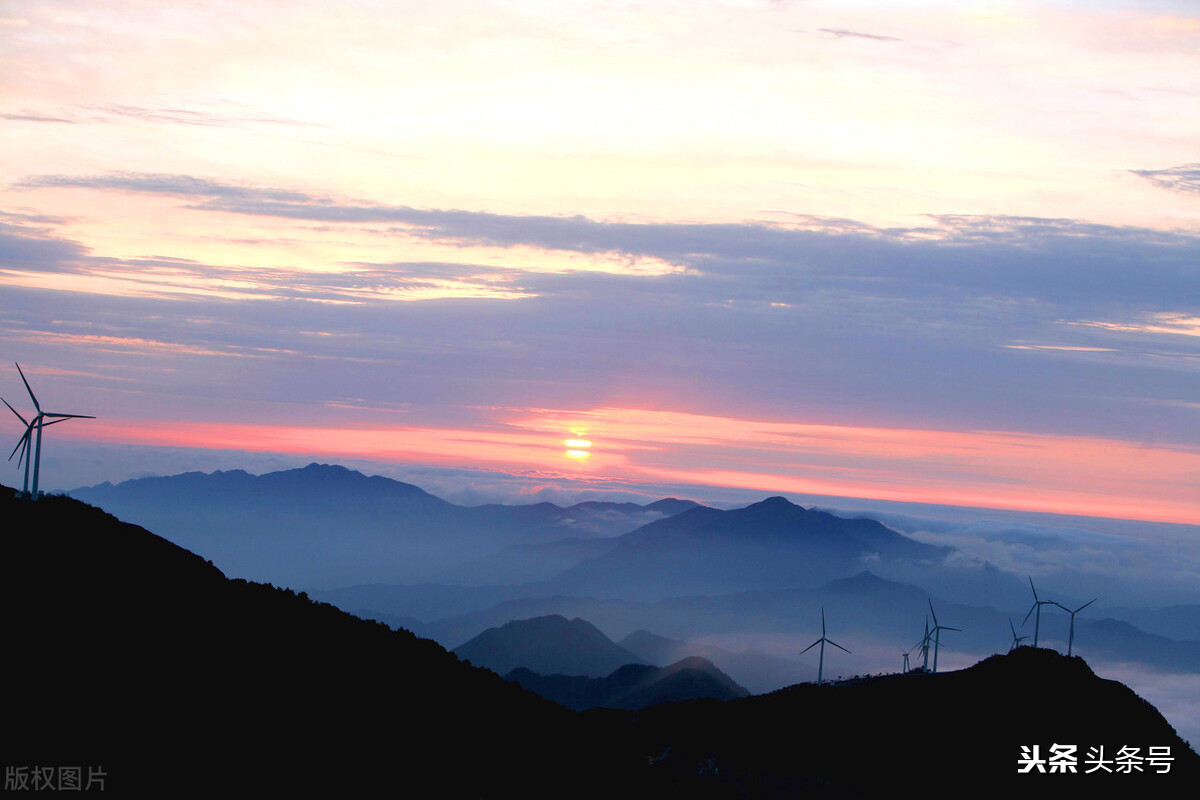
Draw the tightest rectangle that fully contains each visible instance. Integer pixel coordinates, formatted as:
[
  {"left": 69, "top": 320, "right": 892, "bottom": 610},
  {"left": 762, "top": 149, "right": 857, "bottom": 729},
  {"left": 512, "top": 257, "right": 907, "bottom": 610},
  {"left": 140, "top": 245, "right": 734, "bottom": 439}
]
[
  {"left": 69, "top": 463, "right": 701, "bottom": 587},
  {"left": 65, "top": 464, "right": 1200, "bottom": 736},
  {"left": 69, "top": 464, "right": 969, "bottom": 600},
  {"left": 553, "top": 494, "right": 952, "bottom": 598},
  {"left": 8, "top": 484, "right": 1196, "bottom": 795}
]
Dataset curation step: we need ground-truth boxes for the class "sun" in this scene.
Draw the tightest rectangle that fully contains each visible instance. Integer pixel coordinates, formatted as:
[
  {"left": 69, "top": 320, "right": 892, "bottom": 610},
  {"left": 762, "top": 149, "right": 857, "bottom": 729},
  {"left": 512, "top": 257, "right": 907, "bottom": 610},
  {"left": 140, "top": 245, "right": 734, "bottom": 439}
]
[{"left": 564, "top": 438, "right": 592, "bottom": 460}]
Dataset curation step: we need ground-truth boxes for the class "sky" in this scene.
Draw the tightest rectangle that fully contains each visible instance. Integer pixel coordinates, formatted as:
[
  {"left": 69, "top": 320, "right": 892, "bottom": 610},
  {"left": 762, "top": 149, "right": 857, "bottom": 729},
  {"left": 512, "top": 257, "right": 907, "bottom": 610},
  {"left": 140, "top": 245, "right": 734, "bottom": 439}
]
[{"left": 2, "top": 0, "right": 1200, "bottom": 526}]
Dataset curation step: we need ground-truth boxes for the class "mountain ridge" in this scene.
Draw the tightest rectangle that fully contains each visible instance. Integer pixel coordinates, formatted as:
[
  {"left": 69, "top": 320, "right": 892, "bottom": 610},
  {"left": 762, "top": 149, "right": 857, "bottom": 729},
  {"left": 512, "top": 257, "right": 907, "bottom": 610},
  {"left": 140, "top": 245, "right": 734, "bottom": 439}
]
[
  {"left": 67, "top": 463, "right": 704, "bottom": 587},
  {"left": 7, "top": 485, "right": 1196, "bottom": 795},
  {"left": 552, "top": 495, "right": 953, "bottom": 599}
]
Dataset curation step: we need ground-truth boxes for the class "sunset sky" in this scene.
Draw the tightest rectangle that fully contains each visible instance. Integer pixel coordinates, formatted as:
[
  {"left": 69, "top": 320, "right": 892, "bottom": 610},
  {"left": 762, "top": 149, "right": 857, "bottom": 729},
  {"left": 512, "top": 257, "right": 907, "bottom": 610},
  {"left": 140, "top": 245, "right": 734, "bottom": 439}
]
[{"left": 2, "top": 0, "right": 1199, "bottom": 523}]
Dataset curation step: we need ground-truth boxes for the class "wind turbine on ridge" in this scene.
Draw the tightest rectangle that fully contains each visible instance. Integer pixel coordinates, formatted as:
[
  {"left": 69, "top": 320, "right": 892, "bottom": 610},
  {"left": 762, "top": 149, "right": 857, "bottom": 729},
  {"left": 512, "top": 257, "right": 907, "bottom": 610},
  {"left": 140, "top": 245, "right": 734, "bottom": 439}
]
[
  {"left": 4, "top": 363, "right": 94, "bottom": 500},
  {"left": 927, "top": 600, "right": 960, "bottom": 674},
  {"left": 800, "top": 607, "right": 850, "bottom": 684},
  {"left": 1008, "top": 618, "right": 1029, "bottom": 652},
  {"left": 1052, "top": 598, "right": 1096, "bottom": 657},
  {"left": 6, "top": 400, "right": 70, "bottom": 497},
  {"left": 1022, "top": 577, "right": 1058, "bottom": 648},
  {"left": 915, "top": 615, "right": 932, "bottom": 672}
]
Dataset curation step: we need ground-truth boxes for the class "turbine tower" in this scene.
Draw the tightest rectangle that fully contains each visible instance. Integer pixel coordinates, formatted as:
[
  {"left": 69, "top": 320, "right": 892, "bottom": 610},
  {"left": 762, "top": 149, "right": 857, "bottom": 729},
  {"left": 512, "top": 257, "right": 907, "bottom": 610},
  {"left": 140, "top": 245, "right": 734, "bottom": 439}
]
[
  {"left": 6, "top": 405, "right": 69, "bottom": 497},
  {"left": 799, "top": 607, "right": 850, "bottom": 684},
  {"left": 1052, "top": 599, "right": 1096, "bottom": 657},
  {"left": 1008, "top": 618, "right": 1029, "bottom": 652},
  {"left": 4, "top": 363, "right": 94, "bottom": 500},
  {"left": 927, "top": 600, "right": 960, "bottom": 674},
  {"left": 4, "top": 397, "right": 35, "bottom": 495},
  {"left": 915, "top": 616, "right": 932, "bottom": 672},
  {"left": 1022, "top": 577, "right": 1057, "bottom": 648}
]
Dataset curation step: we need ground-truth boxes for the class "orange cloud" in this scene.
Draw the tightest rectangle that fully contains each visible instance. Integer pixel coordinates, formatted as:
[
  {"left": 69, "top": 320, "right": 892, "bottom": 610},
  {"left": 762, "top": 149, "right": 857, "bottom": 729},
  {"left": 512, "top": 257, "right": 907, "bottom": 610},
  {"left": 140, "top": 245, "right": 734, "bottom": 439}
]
[{"left": 64, "top": 406, "right": 1200, "bottom": 525}]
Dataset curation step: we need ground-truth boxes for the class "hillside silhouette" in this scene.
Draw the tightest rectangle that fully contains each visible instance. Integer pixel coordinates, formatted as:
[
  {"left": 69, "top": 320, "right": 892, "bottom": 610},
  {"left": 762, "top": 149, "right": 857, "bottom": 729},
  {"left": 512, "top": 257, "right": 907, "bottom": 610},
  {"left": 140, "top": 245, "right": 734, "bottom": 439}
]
[
  {"left": 6, "top": 486, "right": 1196, "bottom": 796},
  {"left": 634, "top": 646, "right": 1198, "bottom": 795},
  {"left": 2, "top": 486, "right": 643, "bottom": 794}
]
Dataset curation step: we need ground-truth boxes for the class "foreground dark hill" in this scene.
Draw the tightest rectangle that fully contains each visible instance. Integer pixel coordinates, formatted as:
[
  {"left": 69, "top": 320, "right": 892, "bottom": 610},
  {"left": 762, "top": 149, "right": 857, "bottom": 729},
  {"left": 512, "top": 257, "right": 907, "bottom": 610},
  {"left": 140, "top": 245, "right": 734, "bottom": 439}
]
[
  {"left": 69, "top": 463, "right": 699, "bottom": 587},
  {"left": 554, "top": 495, "right": 953, "bottom": 598},
  {"left": 2, "top": 487, "right": 644, "bottom": 794},
  {"left": 637, "top": 646, "right": 1198, "bottom": 795}
]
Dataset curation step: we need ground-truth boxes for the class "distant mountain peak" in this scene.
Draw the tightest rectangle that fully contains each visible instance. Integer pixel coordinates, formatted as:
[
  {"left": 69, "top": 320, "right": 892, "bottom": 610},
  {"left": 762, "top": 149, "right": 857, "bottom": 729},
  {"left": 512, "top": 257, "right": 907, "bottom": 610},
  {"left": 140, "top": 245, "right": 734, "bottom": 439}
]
[
  {"left": 301, "top": 462, "right": 353, "bottom": 473},
  {"left": 453, "top": 614, "right": 644, "bottom": 678}
]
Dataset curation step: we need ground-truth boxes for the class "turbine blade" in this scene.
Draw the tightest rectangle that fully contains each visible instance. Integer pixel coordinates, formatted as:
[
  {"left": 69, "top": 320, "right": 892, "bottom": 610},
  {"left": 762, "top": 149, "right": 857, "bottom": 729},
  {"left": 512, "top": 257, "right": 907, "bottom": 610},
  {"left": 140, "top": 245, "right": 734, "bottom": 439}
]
[
  {"left": 2, "top": 397, "right": 29, "bottom": 426},
  {"left": 827, "top": 639, "right": 851, "bottom": 654},
  {"left": 1021, "top": 604, "right": 1035, "bottom": 626},
  {"left": 15, "top": 363, "right": 40, "bottom": 412},
  {"left": 43, "top": 413, "right": 95, "bottom": 419},
  {"left": 927, "top": 599, "right": 938, "bottom": 627},
  {"left": 1008, "top": 619, "right": 1018, "bottom": 637},
  {"left": 941, "top": 626, "right": 962, "bottom": 632},
  {"left": 799, "top": 639, "right": 822, "bottom": 655},
  {"left": 1029, "top": 576, "right": 1039, "bottom": 602},
  {"left": 1076, "top": 599, "right": 1097, "bottom": 613},
  {"left": 9, "top": 428, "right": 30, "bottom": 462}
]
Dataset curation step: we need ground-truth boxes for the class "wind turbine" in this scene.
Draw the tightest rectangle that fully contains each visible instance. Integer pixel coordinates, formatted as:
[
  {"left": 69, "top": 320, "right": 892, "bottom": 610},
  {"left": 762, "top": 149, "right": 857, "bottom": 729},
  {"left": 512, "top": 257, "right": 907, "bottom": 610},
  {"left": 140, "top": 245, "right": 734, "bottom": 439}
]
[
  {"left": 4, "top": 363, "right": 94, "bottom": 500},
  {"left": 1052, "top": 599, "right": 1096, "bottom": 657},
  {"left": 6, "top": 402, "right": 70, "bottom": 497},
  {"left": 1008, "top": 618, "right": 1029, "bottom": 652},
  {"left": 900, "top": 644, "right": 915, "bottom": 673},
  {"left": 4, "top": 397, "right": 35, "bottom": 495},
  {"left": 927, "top": 600, "right": 960, "bottom": 674},
  {"left": 1022, "top": 577, "right": 1057, "bottom": 648},
  {"left": 799, "top": 607, "right": 850, "bottom": 684},
  {"left": 915, "top": 616, "right": 932, "bottom": 672}
]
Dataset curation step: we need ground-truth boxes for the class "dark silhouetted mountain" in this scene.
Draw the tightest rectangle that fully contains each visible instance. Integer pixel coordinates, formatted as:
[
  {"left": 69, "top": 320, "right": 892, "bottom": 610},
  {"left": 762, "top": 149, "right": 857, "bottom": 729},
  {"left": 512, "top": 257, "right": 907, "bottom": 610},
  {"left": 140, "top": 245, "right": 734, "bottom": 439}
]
[
  {"left": 634, "top": 646, "right": 1198, "bottom": 795},
  {"left": 454, "top": 614, "right": 645, "bottom": 677},
  {"left": 507, "top": 656, "right": 750, "bottom": 710},
  {"left": 2, "top": 486, "right": 645, "bottom": 795},
  {"left": 553, "top": 495, "right": 954, "bottom": 598},
  {"left": 68, "top": 464, "right": 701, "bottom": 587}
]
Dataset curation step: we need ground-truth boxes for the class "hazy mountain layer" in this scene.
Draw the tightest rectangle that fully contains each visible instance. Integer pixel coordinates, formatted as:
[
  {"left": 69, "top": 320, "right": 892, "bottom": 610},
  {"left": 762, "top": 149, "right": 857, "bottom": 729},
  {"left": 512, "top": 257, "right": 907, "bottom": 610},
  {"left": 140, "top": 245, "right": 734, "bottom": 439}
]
[
  {"left": 507, "top": 656, "right": 750, "bottom": 710},
  {"left": 552, "top": 495, "right": 954, "bottom": 599},
  {"left": 69, "top": 463, "right": 699, "bottom": 587}
]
